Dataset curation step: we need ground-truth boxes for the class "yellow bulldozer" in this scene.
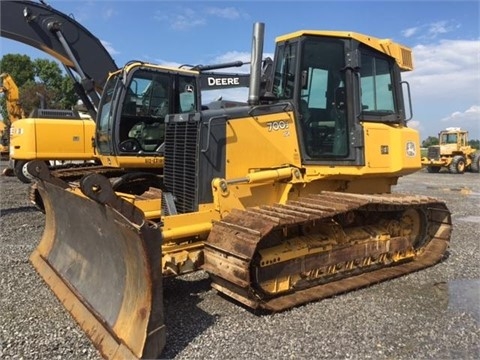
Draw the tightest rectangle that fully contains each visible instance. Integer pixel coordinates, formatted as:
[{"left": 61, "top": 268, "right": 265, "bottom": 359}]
[
  {"left": 27, "top": 23, "right": 452, "bottom": 359},
  {"left": 421, "top": 127, "right": 480, "bottom": 174}
]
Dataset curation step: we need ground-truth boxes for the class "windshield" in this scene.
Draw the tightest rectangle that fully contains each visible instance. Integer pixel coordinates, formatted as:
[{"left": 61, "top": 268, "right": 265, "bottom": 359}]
[
  {"left": 441, "top": 133, "right": 458, "bottom": 144},
  {"left": 273, "top": 42, "right": 297, "bottom": 99},
  {"left": 118, "top": 69, "right": 197, "bottom": 153},
  {"left": 96, "top": 68, "right": 199, "bottom": 155},
  {"left": 96, "top": 74, "right": 120, "bottom": 154}
]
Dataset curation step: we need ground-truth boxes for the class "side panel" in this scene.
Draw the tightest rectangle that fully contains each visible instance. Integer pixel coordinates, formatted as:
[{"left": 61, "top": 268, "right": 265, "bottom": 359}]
[
  {"left": 223, "top": 109, "right": 420, "bottom": 177},
  {"left": 225, "top": 110, "right": 302, "bottom": 179},
  {"left": 34, "top": 119, "right": 96, "bottom": 159},
  {"left": 363, "top": 122, "right": 421, "bottom": 174},
  {"left": 9, "top": 118, "right": 37, "bottom": 159},
  {"left": 9, "top": 118, "right": 96, "bottom": 160}
]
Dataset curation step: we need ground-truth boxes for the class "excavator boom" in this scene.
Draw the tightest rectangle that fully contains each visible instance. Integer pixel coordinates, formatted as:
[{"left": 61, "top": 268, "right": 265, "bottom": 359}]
[{"left": 1, "top": 0, "right": 118, "bottom": 112}]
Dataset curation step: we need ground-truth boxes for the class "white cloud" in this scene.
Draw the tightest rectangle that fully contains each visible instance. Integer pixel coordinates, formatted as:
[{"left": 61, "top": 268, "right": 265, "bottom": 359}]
[
  {"left": 155, "top": 8, "right": 207, "bottom": 31},
  {"left": 441, "top": 105, "right": 480, "bottom": 126},
  {"left": 408, "top": 120, "right": 421, "bottom": 131},
  {"left": 403, "top": 38, "right": 480, "bottom": 138},
  {"left": 402, "top": 27, "right": 419, "bottom": 38},
  {"left": 157, "top": 6, "right": 248, "bottom": 31},
  {"left": 401, "top": 20, "right": 460, "bottom": 40},
  {"left": 427, "top": 21, "right": 451, "bottom": 37},
  {"left": 173, "top": 9, "right": 207, "bottom": 31},
  {"left": 205, "top": 7, "right": 241, "bottom": 20},
  {"left": 155, "top": 60, "right": 184, "bottom": 68},
  {"left": 404, "top": 39, "right": 479, "bottom": 100},
  {"left": 103, "top": 8, "right": 116, "bottom": 20}
]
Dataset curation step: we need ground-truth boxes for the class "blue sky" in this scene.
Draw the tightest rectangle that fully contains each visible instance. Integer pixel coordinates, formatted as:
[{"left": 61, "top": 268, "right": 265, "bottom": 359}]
[{"left": 1, "top": 0, "right": 479, "bottom": 140}]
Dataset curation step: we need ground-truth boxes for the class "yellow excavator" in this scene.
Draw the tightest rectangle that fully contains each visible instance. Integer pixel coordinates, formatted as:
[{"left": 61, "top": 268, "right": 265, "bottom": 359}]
[
  {"left": 0, "top": 121, "right": 6, "bottom": 159},
  {"left": 1, "top": 0, "right": 116, "bottom": 182},
  {"left": 7, "top": 103, "right": 99, "bottom": 183},
  {"left": 1, "top": 0, "right": 252, "bottom": 192},
  {"left": 0, "top": 72, "right": 25, "bottom": 162},
  {"left": 27, "top": 22, "right": 452, "bottom": 359}
]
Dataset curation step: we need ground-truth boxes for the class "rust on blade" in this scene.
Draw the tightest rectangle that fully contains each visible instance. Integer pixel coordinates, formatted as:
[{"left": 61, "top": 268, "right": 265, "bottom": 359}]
[{"left": 29, "top": 164, "right": 165, "bottom": 359}]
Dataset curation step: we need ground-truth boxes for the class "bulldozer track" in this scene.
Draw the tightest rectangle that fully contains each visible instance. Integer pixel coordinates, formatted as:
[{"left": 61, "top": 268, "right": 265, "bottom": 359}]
[{"left": 204, "top": 191, "right": 452, "bottom": 311}]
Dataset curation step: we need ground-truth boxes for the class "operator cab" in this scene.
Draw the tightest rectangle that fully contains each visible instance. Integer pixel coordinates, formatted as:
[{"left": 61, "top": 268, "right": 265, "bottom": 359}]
[
  {"left": 272, "top": 31, "right": 409, "bottom": 165},
  {"left": 96, "top": 64, "right": 199, "bottom": 156}
]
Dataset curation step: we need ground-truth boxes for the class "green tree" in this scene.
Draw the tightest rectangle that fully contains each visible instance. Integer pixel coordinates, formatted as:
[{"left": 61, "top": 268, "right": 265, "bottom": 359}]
[
  {"left": 34, "top": 58, "right": 64, "bottom": 89},
  {"left": 58, "top": 76, "right": 79, "bottom": 110},
  {"left": 19, "top": 81, "right": 51, "bottom": 115},
  {"left": 0, "top": 54, "right": 35, "bottom": 85},
  {"left": 468, "top": 139, "right": 479, "bottom": 149},
  {"left": 0, "top": 54, "right": 35, "bottom": 122},
  {"left": 422, "top": 136, "right": 439, "bottom": 147},
  {"left": 0, "top": 54, "right": 79, "bottom": 118}
]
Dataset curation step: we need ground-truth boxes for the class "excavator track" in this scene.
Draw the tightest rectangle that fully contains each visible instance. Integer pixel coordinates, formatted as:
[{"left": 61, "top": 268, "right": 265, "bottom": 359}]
[
  {"left": 45, "top": 164, "right": 128, "bottom": 182},
  {"left": 204, "top": 191, "right": 452, "bottom": 311}
]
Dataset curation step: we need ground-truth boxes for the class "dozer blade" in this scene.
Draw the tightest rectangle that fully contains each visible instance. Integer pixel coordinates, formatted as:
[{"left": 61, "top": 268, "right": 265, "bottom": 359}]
[{"left": 27, "top": 161, "right": 165, "bottom": 359}]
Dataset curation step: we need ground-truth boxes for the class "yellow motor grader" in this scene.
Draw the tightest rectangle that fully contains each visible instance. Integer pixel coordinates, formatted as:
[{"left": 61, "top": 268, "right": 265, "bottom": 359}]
[{"left": 27, "top": 23, "right": 452, "bottom": 359}]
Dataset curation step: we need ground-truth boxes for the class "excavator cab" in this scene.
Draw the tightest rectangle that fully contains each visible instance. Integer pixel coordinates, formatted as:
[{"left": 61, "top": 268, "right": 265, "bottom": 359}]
[
  {"left": 95, "top": 63, "right": 199, "bottom": 161},
  {"left": 93, "top": 62, "right": 252, "bottom": 170}
]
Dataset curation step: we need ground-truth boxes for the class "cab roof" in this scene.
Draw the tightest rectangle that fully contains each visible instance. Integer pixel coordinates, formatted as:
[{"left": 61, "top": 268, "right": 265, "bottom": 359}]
[{"left": 276, "top": 30, "right": 413, "bottom": 71}]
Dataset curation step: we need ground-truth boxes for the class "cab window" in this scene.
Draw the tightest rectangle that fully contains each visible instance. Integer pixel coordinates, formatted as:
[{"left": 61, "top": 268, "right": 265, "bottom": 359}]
[
  {"left": 298, "top": 38, "right": 349, "bottom": 158},
  {"left": 360, "top": 54, "right": 395, "bottom": 114}
]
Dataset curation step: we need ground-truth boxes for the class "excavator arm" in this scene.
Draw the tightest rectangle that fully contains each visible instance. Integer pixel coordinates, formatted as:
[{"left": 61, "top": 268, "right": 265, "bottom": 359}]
[
  {"left": 0, "top": 72, "right": 25, "bottom": 125},
  {"left": 0, "top": 72, "right": 24, "bottom": 160},
  {"left": 0, "top": 0, "right": 118, "bottom": 116}
]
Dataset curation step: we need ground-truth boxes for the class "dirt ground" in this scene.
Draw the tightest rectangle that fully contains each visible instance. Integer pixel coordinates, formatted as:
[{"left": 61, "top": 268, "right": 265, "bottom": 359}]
[{"left": 1, "top": 164, "right": 479, "bottom": 359}]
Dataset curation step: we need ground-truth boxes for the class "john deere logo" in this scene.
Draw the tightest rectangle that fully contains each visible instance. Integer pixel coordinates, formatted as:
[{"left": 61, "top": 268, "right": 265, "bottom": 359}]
[{"left": 406, "top": 141, "right": 416, "bottom": 157}]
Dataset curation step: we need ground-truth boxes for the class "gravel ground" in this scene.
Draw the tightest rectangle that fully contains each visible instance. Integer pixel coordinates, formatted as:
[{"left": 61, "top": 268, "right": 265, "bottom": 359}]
[{"left": 1, "top": 161, "right": 479, "bottom": 360}]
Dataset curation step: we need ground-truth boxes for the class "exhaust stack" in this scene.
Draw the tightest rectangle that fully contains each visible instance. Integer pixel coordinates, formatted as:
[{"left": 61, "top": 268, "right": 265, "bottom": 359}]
[{"left": 248, "top": 22, "right": 265, "bottom": 105}]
